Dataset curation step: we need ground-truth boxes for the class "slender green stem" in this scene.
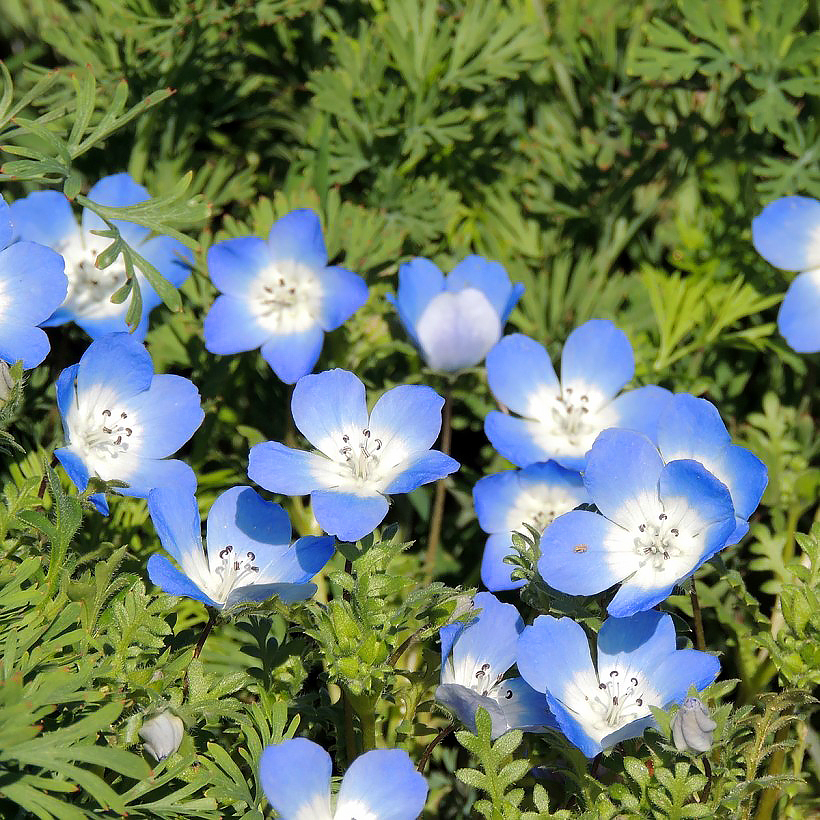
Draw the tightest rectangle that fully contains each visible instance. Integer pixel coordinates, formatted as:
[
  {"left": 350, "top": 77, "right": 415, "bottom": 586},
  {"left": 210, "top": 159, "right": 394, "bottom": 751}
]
[
  {"left": 343, "top": 691, "right": 357, "bottom": 764},
  {"left": 690, "top": 581, "right": 706, "bottom": 652},
  {"left": 183, "top": 609, "right": 217, "bottom": 699},
  {"left": 753, "top": 723, "right": 791, "bottom": 820},
  {"left": 701, "top": 756, "right": 712, "bottom": 803},
  {"left": 418, "top": 723, "right": 454, "bottom": 773},
  {"left": 423, "top": 387, "right": 453, "bottom": 582}
]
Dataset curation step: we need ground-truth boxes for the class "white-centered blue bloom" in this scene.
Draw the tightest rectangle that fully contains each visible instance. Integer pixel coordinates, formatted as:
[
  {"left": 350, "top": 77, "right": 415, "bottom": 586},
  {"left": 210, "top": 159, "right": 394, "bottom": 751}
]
[
  {"left": 9, "top": 173, "right": 191, "bottom": 340},
  {"left": 248, "top": 368, "right": 460, "bottom": 542},
  {"left": 656, "top": 393, "right": 767, "bottom": 546},
  {"left": 203, "top": 208, "right": 368, "bottom": 384},
  {"left": 55, "top": 333, "right": 204, "bottom": 515},
  {"left": 147, "top": 486, "right": 334, "bottom": 610},
  {"left": 0, "top": 195, "right": 66, "bottom": 369},
  {"left": 752, "top": 195, "right": 820, "bottom": 352},
  {"left": 387, "top": 255, "right": 524, "bottom": 373},
  {"left": 473, "top": 461, "right": 589, "bottom": 592},
  {"left": 436, "top": 592, "right": 556, "bottom": 739},
  {"left": 517, "top": 610, "right": 720, "bottom": 757},
  {"left": 260, "top": 738, "right": 428, "bottom": 820},
  {"left": 484, "top": 320, "right": 672, "bottom": 471},
  {"left": 538, "top": 428, "right": 736, "bottom": 616}
]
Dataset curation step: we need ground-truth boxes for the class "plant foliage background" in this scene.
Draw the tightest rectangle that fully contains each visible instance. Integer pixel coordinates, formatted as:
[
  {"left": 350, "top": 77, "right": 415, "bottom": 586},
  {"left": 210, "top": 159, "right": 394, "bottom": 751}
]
[{"left": 0, "top": 0, "right": 818, "bottom": 817}]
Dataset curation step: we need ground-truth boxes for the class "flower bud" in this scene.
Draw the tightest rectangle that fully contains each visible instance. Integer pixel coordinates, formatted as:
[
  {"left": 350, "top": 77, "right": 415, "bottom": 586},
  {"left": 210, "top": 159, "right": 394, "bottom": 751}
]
[
  {"left": 139, "top": 711, "right": 184, "bottom": 762},
  {"left": 0, "top": 361, "right": 14, "bottom": 404},
  {"left": 671, "top": 696, "right": 717, "bottom": 753}
]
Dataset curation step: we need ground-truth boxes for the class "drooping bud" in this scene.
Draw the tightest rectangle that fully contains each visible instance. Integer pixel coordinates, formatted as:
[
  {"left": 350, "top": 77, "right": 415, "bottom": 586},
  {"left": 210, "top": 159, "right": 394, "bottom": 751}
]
[
  {"left": 0, "top": 361, "right": 15, "bottom": 404},
  {"left": 671, "top": 696, "right": 716, "bottom": 753},
  {"left": 139, "top": 711, "right": 185, "bottom": 762}
]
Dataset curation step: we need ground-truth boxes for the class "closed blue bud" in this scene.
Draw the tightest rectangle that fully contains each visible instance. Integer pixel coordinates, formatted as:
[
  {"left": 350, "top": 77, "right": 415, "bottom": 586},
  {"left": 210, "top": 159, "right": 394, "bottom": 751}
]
[{"left": 671, "top": 696, "right": 717, "bottom": 753}]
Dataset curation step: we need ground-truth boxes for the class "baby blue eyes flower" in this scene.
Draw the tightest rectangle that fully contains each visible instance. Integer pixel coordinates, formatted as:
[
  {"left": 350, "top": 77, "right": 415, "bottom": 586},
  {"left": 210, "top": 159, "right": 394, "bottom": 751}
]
[
  {"left": 484, "top": 320, "right": 672, "bottom": 471},
  {"left": 0, "top": 195, "right": 67, "bottom": 369},
  {"left": 752, "top": 195, "right": 820, "bottom": 352},
  {"left": 436, "top": 592, "right": 556, "bottom": 739},
  {"left": 388, "top": 255, "right": 524, "bottom": 373},
  {"left": 248, "top": 368, "right": 460, "bottom": 542},
  {"left": 260, "top": 738, "right": 428, "bottom": 820},
  {"left": 54, "top": 333, "right": 204, "bottom": 515},
  {"left": 517, "top": 610, "right": 720, "bottom": 757},
  {"left": 538, "top": 428, "right": 736, "bottom": 617},
  {"left": 147, "top": 486, "right": 334, "bottom": 610},
  {"left": 473, "top": 461, "right": 588, "bottom": 592},
  {"left": 203, "top": 208, "right": 368, "bottom": 384},
  {"left": 9, "top": 173, "right": 191, "bottom": 341}
]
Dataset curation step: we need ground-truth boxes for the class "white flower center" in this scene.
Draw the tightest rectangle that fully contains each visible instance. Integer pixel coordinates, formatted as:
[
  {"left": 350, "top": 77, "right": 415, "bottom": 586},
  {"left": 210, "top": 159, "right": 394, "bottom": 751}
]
[
  {"left": 57, "top": 232, "right": 128, "bottom": 319},
  {"left": 470, "top": 661, "right": 507, "bottom": 698},
  {"left": 69, "top": 401, "right": 136, "bottom": 465},
  {"left": 632, "top": 512, "right": 684, "bottom": 570},
  {"left": 585, "top": 668, "right": 647, "bottom": 729},
  {"left": 550, "top": 386, "right": 596, "bottom": 445},
  {"left": 337, "top": 427, "right": 383, "bottom": 482},
  {"left": 207, "top": 544, "right": 261, "bottom": 602},
  {"left": 251, "top": 260, "right": 320, "bottom": 333}
]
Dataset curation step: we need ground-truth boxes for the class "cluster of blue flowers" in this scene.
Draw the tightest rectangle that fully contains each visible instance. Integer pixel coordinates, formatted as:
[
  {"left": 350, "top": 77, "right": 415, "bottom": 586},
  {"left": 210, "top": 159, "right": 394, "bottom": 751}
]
[{"left": 5, "top": 173, "right": 801, "bottom": 812}]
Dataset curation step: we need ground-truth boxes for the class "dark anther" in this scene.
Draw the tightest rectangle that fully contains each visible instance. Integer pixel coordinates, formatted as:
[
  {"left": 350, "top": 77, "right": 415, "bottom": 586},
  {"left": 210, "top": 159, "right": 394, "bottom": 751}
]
[
  {"left": 225, "top": 545, "right": 233, "bottom": 553},
  {"left": 233, "top": 561, "right": 240, "bottom": 571},
  {"left": 610, "top": 670, "right": 618, "bottom": 677},
  {"left": 663, "top": 551, "right": 669, "bottom": 559},
  {"left": 475, "top": 670, "right": 485, "bottom": 678},
  {"left": 102, "top": 409, "right": 111, "bottom": 417},
  {"left": 374, "top": 438, "right": 382, "bottom": 450},
  {"left": 342, "top": 434, "right": 350, "bottom": 443},
  {"left": 565, "top": 387, "right": 573, "bottom": 394},
  {"left": 671, "top": 528, "right": 679, "bottom": 536},
  {"left": 247, "top": 552, "right": 255, "bottom": 561},
  {"left": 580, "top": 394, "right": 588, "bottom": 402},
  {"left": 599, "top": 682, "right": 607, "bottom": 690},
  {"left": 505, "top": 689, "right": 513, "bottom": 699},
  {"left": 125, "top": 428, "right": 132, "bottom": 436},
  {"left": 659, "top": 513, "right": 667, "bottom": 520},
  {"left": 120, "top": 412, "right": 128, "bottom": 419},
  {"left": 363, "top": 428, "right": 371, "bottom": 438},
  {"left": 636, "top": 698, "right": 643, "bottom": 706},
  {"left": 103, "top": 426, "right": 112, "bottom": 434},
  {"left": 612, "top": 696, "right": 619, "bottom": 705},
  {"left": 639, "top": 524, "right": 646, "bottom": 532},
  {"left": 114, "top": 436, "right": 122, "bottom": 445},
  {"left": 631, "top": 677, "right": 638, "bottom": 686}
]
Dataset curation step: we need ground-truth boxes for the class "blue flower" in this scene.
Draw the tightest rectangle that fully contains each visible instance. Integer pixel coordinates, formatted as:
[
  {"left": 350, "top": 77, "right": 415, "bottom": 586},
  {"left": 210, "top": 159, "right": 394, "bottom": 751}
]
[
  {"left": 203, "top": 208, "right": 368, "bottom": 384},
  {"left": 259, "top": 738, "right": 427, "bottom": 820},
  {"left": 752, "top": 196, "right": 820, "bottom": 352},
  {"left": 657, "top": 394, "right": 767, "bottom": 545},
  {"left": 436, "top": 592, "right": 556, "bottom": 739},
  {"left": 0, "top": 195, "right": 66, "bottom": 368},
  {"left": 9, "top": 173, "right": 191, "bottom": 340},
  {"left": 387, "top": 255, "right": 524, "bottom": 373},
  {"left": 517, "top": 610, "right": 720, "bottom": 757},
  {"left": 537, "top": 428, "right": 736, "bottom": 616},
  {"left": 54, "top": 333, "right": 204, "bottom": 514},
  {"left": 473, "top": 461, "right": 588, "bottom": 592},
  {"left": 147, "top": 486, "right": 334, "bottom": 610},
  {"left": 485, "top": 320, "right": 672, "bottom": 470},
  {"left": 248, "top": 368, "right": 459, "bottom": 541}
]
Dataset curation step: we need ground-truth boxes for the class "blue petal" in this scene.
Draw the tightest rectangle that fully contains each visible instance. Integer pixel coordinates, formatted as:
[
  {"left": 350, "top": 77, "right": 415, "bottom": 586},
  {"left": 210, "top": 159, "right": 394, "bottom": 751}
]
[
  {"left": 336, "top": 749, "right": 428, "bottom": 820},
  {"left": 658, "top": 459, "right": 735, "bottom": 530},
  {"left": 282, "top": 535, "right": 335, "bottom": 582},
  {"left": 473, "top": 470, "right": 523, "bottom": 533},
  {"left": 656, "top": 394, "right": 730, "bottom": 459},
  {"left": 560, "top": 320, "right": 634, "bottom": 401},
  {"left": 316, "top": 265, "right": 368, "bottom": 330},
  {"left": 55, "top": 364, "right": 80, "bottom": 440},
  {"left": 267, "top": 208, "right": 327, "bottom": 270},
  {"left": 369, "top": 384, "right": 445, "bottom": 456},
  {"left": 650, "top": 649, "right": 720, "bottom": 705},
  {"left": 55, "top": 446, "right": 91, "bottom": 495},
  {"left": 752, "top": 196, "right": 820, "bottom": 271},
  {"left": 123, "top": 374, "right": 203, "bottom": 458},
  {"left": 384, "top": 450, "right": 459, "bottom": 494},
  {"left": 83, "top": 173, "right": 151, "bottom": 247},
  {"left": 248, "top": 441, "right": 329, "bottom": 495},
  {"left": 583, "top": 429, "right": 664, "bottom": 527},
  {"left": 207, "top": 236, "right": 270, "bottom": 296},
  {"left": 481, "top": 533, "right": 526, "bottom": 592},
  {"left": 392, "top": 257, "right": 444, "bottom": 334},
  {"left": 496, "top": 677, "right": 558, "bottom": 733},
  {"left": 485, "top": 412, "right": 549, "bottom": 468},
  {"left": 717, "top": 444, "right": 768, "bottom": 522},
  {"left": 139, "top": 235, "right": 192, "bottom": 289},
  {"left": 595, "top": 611, "right": 676, "bottom": 679},
  {"left": 310, "top": 489, "right": 389, "bottom": 542},
  {"left": 9, "top": 191, "right": 77, "bottom": 247},
  {"left": 204, "top": 294, "right": 271, "bottom": 354},
  {"left": 607, "top": 385, "right": 674, "bottom": 442},
  {"left": 446, "top": 255, "right": 514, "bottom": 317},
  {"left": 259, "top": 739, "right": 333, "bottom": 820},
  {"left": 147, "top": 554, "right": 218, "bottom": 608},
  {"left": 0, "top": 241, "right": 67, "bottom": 325},
  {"left": 538, "top": 510, "right": 627, "bottom": 596},
  {"left": 545, "top": 692, "right": 601, "bottom": 758},
  {"left": 290, "top": 369, "right": 368, "bottom": 456},
  {"left": 226, "top": 581, "right": 318, "bottom": 607},
  {"left": 436, "top": 683, "right": 508, "bottom": 737},
  {"left": 0, "top": 196, "right": 11, "bottom": 248},
  {"left": 118, "top": 457, "right": 196, "bottom": 500},
  {"left": 599, "top": 715, "right": 658, "bottom": 754},
  {"left": 260, "top": 324, "right": 324, "bottom": 385},
  {"left": 606, "top": 578, "right": 678, "bottom": 618},
  {"left": 486, "top": 333, "right": 559, "bottom": 417},
  {"left": 778, "top": 270, "right": 820, "bottom": 353},
  {"left": 76, "top": 333, "right": 154, "bottom": 403},
  {"left": 147, "top": 487, "right": 203, "bottom": 567},
  {"left": 0, "top": 323, "right": 51, "bottom": 370},
  {"left": 517, "top": 615, "right": 595, "bottom": 699},
  {"left": 501, "top": 283, "right": 525, "bottom": 323}
]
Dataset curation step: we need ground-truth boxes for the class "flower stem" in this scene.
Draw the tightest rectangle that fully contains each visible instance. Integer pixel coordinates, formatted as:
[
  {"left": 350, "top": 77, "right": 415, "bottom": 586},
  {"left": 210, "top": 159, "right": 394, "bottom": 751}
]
[
  {"left": 343, "top": 690, "right": 357, "bottom": 764},
  {"left": 418, "top": 723, "right": 453, "bottom": 773},
  {"left": 690, "top": 581, "right": 706, "bottom": 652},
  {"left": 183, "top": 608, "right": 217, "bottom": 699},
  {"left": 423, "top": 387, "right": 453, "bottom": 583}
]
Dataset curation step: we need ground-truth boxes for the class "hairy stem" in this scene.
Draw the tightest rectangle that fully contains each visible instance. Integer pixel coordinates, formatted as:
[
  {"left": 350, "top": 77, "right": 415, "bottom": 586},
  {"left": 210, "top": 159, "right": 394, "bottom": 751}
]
[
  {"left": 418, "top": 723, "right": 454, "bottom": 773},
  {"left": 423, "top": 387, "right": 453, "bottom": 583},
  {"left": 183, "top": 609, "right": 217, "bottom": 699},
  {"left": 690, "top": 581, "right": 706, "bottom": 652}
]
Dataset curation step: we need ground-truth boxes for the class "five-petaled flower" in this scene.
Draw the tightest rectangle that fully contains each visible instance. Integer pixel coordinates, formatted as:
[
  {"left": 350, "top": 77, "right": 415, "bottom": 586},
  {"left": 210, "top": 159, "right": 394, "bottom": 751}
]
[
  {"left": 473, "top": 461, "right": 588, "bottom": 592},
  {"left": 203, "top": 208, "right": 368, "bottom": 384},
  {"left": 436, "top": 592, "right": 556, "bottom": 739},
  {"left": 517, "top": 610, "right": 720, "bottom": 757},
  {"left": 538, "top": 428, "right": 736, "bottom": 616},
  {"left": 9, "top": 173, "right": 191, "bottom": 340},
  {"left": 484, "top": 320, "right": 672, "bottom": 471},
  {"left": 0, "top": 195, "right": 67, "bottom": 369},
  {"left": 259, "top": 738, "right": 427, "bottom": 820},
  {"left": 147, "top": 485, "right": 334, "bottom": 610},
  {"left": 55, "top": 333, "right": 204, "bottom": 515},
  {"left": 752, "top": 195, "right": 820, "bottom": 353},
  {"left": 248, "top": 368, "right": 459, "bottom": 541},
  {"left": 388, "top": 255, "right": 524, "bottom": 373}
]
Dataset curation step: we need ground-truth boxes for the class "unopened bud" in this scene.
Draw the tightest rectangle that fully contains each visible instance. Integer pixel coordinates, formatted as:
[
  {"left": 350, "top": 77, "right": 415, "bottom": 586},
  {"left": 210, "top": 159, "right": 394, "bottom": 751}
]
[
  {"left": 0, "top": 362, "right": 13, "bottom": 403},
  {"left": 139, "top": 711, "right": 184, "bottom": 762},
  {"left": 671, "top": 696, "right": 716, "bottom": 753}
]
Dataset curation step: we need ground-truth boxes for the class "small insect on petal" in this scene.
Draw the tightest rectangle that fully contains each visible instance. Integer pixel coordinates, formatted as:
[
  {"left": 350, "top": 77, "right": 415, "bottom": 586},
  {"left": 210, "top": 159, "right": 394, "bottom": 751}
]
[{"left": 573, "top": 544, "right": 588, "bottom": 553}]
